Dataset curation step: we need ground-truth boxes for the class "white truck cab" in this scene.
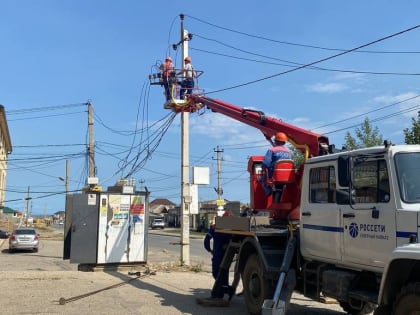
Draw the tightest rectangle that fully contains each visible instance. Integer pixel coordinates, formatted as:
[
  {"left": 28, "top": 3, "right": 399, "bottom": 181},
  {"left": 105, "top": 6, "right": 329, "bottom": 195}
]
[{"left": 300, "top": 144, "right": 420, "bottom": 314}]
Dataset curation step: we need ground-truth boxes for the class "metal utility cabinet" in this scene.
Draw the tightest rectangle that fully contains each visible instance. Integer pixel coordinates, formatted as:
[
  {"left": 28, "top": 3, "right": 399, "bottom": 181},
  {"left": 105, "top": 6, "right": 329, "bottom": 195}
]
[{"left": 64, "top": 190, "right": 149, "bottom": 265}]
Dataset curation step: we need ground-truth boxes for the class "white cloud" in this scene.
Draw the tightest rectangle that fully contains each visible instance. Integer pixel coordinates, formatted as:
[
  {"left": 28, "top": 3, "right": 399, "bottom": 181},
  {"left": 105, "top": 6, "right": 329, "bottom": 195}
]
[
  {"left": 332, "top": 73, "right": 366, "bottom": 83},
  {"left": 306, "top": 73, "right": 367, "bottom": 94},
  {"left": 373, "top": 92, "right": 418, "bottom": 105},
  {"left": 373, "top": 92, "right": 420, "bottom": 119},
  {"left": 190, "top": 112, "right": 265, "bottom": 145},
  {"left": 306, "top": 82, "right": 348, "bottom": 94}
]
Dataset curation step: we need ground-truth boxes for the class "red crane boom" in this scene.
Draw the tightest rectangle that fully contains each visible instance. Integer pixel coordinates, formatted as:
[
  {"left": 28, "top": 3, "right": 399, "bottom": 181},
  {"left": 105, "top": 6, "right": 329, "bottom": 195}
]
[
  {"left": 179, "top": 94, "right": 331, "bottom": 220},
  {"left": 188, "top": 95, "right": 329, "bottom": 158}
]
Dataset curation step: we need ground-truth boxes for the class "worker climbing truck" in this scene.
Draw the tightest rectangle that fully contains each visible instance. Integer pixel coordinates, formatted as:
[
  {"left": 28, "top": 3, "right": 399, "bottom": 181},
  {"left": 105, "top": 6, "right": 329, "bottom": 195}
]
[{"left": 164, "top": 91, "right": 420, "bottom": 314}]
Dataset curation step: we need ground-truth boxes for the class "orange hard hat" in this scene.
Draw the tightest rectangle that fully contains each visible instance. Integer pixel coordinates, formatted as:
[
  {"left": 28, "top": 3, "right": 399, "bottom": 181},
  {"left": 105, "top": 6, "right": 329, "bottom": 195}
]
[
  {"left": 165, "top": 56, "right": 172, "bottom": 62},
  {"left": 275, "top": 132, "right": 287, "bottom": 143},
  {"left": 184, "top": 56, "right": 191, "bottom": 62}
]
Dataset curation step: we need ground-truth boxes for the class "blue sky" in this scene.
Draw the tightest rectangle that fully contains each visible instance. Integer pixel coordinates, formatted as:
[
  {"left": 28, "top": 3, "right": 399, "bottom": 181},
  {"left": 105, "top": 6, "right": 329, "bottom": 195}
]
[{"left": 1, "top": 1, "right": 420, "bottom": 215}]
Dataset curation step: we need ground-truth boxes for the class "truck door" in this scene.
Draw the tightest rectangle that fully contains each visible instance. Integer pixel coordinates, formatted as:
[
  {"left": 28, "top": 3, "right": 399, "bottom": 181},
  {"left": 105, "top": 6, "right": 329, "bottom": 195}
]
[
  {"left": 341, "top": 159, "right": 396, "bottom": 269},
  {"left": 300, "top": 164, "right": 342, "bottom": 262}
]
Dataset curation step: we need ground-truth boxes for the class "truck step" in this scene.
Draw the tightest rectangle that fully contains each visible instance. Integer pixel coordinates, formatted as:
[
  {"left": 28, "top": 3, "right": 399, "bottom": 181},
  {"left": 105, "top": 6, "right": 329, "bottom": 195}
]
[
  {"left": 319, "top": 296, "right": 338, "bottom": 304},
  {"left": 348, "top": 290, "right": 378, "bottom": 304},
  {"left": 303, "top": 262, "right": 327, "bottom": 300}
]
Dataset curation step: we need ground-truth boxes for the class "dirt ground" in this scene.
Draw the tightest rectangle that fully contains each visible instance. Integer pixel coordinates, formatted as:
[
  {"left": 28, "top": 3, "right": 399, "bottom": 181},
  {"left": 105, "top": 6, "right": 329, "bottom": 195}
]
[
  {"left": 0, "top": 225, "right": 351, "bottom": 314},
  {"left": 0, "top": 268, "right": 351, "bottom": 315}
]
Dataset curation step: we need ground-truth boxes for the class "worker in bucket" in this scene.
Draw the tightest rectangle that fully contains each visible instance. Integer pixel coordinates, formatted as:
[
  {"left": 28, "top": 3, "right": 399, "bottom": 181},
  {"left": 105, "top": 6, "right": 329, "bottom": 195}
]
[
  {"left": 179, "top": 56, "right": 195, "bottom": 99},
  {"left": 262, "top": 132, "right": 291, "bottom": 196},
  {"left": 160, "top": 56, "right": 175, "bottom": 101},
  {"left": 203, "top": 210, "right": 234, "bottom": 301}
]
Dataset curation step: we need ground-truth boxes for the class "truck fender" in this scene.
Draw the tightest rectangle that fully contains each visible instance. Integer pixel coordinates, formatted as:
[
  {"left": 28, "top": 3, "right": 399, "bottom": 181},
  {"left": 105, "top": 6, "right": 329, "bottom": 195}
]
[
  {"left": 377, "top": 243, "right": 420, "bottom": 309},
  {"left": 236, "top": 236, "right": 271, "bottom": 277}
]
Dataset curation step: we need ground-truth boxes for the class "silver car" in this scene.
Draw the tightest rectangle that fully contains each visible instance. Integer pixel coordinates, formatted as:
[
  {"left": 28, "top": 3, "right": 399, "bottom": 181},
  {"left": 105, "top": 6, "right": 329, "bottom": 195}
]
[
  {"left": 9, "top": 228, "right": 39, "bottom": 253},
  {"left": 151, "top": 218, "right": 165, "bottom": 229}
]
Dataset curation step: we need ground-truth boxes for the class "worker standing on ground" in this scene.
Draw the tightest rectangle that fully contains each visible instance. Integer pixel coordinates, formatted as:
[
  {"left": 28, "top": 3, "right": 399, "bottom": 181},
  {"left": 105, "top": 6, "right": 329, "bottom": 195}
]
[
  {"left": 160, "top": 56, "right": 175, "bottom": 102},
  {"left": 203, "top": 211, "right": 233, "bottom": 302},
  {"left": 179, "top": 56, "right": 195, "bottom": 99},
  {"left": 262, "top": 132, "right": 292, "bottom": 196}
]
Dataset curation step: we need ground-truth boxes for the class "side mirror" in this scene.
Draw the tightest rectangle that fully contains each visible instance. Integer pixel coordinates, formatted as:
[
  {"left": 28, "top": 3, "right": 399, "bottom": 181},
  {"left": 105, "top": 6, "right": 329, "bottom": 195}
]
[
  {"left": 336, "top": 189, "right": 349, "bottom": 204},
  {"left": 372, "top": 207, "right": 379, "bottom": 219},
  {"left": 336, "top": 189, "right": 356, "bottom": 205},
  {"left": 338, "top": 156, "right": 350, "bottom": 187}
]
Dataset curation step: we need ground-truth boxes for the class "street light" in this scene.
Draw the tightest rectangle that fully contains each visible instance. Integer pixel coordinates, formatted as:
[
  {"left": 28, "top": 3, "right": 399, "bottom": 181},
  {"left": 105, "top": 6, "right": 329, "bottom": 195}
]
[
  {"left": 58, "top": 177, "right": 69, "bottom": 195},
  {"left": 58, "top": 160, "right": 69, "bottom": 195}
]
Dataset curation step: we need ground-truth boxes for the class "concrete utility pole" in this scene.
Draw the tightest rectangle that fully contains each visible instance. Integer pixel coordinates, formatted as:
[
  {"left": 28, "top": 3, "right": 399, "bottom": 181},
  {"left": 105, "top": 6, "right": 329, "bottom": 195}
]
[
  {"left": 25, "top": 186, "right": 31, "bottom": 226},
  {"left": 139, "top": 179, "right": 145, "bottom": 191},
  {"left": 65, "top": 159, "right": 69, "bottom": 195},
  {"left": 214, "top": 146, "right": 224, "bottom": 201},
  {"left": 59, "top": 160, "right": 69, "bottom": 194},
  {"left": 87, "top": 102, "right": 95, "bottom": 178},
  {"left": 180, "top": 14, "right": 191, "bottom": 266},
  {"left": 59, "top": 159, "right": 69, "bottom": 218}
]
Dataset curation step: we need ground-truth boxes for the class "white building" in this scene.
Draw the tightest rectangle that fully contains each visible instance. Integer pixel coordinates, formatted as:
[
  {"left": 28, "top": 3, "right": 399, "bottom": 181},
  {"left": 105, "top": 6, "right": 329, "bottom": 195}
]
[{"left": 0, "top": 105, "right": 12, "bottom": 211}]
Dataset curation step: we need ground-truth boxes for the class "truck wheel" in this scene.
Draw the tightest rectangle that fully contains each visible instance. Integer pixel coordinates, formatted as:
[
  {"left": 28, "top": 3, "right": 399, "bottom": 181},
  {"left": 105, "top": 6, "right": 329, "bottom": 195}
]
[
  {"left": 339, "top": 301, "right": 375, "bottom": 315},
  {"left": 393, "top": 282, "right": 420, "bottom": 315},
  {"left": 242, "top": 254, "right": 272, "bottom": 315},
  {"left": 373, "top": 305, "right": 392, "bottom": 315}
]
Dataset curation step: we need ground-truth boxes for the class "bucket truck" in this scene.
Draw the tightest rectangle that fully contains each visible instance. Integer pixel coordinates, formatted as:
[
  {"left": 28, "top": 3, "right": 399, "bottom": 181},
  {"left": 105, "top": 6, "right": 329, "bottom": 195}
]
[{"left": 163, "top": 91, "right": 420, "bottom": 315}]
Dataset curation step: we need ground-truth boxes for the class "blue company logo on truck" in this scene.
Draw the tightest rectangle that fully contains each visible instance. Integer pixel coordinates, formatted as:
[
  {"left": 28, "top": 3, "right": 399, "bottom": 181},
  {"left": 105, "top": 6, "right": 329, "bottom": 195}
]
[
  {"left": 349, "top": 222, "right": 388, "bottom": 240},
  {"left": 349, "top": 223, "right": 359, "bottom": 238}
]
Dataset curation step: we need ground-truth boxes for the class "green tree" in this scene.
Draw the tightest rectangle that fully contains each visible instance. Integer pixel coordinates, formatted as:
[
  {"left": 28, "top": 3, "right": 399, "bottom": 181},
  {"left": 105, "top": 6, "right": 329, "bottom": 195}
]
[
  {"left": 403, "top": 111, "right": 420, "bottom": 144},
  {"left": 344, "top": 117, "right": 383, "bottom": 149},
  {"left": 289, "top": 146, "right": 305, "bottom": 168}
]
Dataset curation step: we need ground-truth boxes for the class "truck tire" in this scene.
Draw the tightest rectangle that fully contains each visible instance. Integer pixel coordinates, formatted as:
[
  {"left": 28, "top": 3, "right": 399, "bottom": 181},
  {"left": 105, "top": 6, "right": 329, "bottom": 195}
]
[
  {"left": 373, "top": 305, "right": 392, "bottom": 315},
  {"left": 393, "top": 282, "right": 420, "bottom": 315},
  {"left": 242, "top": 253, "right": 272, "bottom": 315},
  {"left": 339, "top": 301, "right": 375, "bottom": 315}
]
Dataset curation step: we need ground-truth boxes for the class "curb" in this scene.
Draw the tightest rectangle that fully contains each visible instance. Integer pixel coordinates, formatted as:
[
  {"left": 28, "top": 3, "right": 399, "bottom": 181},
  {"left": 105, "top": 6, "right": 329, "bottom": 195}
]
[{"left": 148, "top": 228, "right": 205, "bottom": 240}]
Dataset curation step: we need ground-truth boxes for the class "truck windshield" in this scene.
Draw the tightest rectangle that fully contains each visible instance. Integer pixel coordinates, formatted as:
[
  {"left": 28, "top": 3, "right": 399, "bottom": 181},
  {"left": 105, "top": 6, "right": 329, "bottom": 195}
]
[{"left": 395, "top": 152, "right": 420, "bottom": 203}]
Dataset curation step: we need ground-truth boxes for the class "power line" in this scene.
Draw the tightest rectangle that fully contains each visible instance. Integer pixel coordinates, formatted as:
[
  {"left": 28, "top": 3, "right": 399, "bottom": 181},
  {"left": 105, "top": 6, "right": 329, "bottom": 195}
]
[
  {"left": 13, "top": 143, "right": 85, "bottom": 148},
  {"left": 7, "top": 110, "right": 85, "bottom": 122},
  {"left": 193, "top": 33, "right": 299, "bottom": 67},
  {"left": 312, "top": 94, "right": 420, "bottom": 131},
  {"left": 191, "top": 46, "right": 420, "bottom": 76},
  {"left": 7, "top": 102, "right": 87, "bottom": 115},
  {"left": 186, "top": 14, "right": 420, "bottom": 54},
  {"left": 325, "top": 103, "right": 420, "bottom": 135},
  {"left": 204, "top": 24, "right": 420, "bottom": 94},
  {"left": 6, "top": 152, "right": 84, "bottom": 162}
]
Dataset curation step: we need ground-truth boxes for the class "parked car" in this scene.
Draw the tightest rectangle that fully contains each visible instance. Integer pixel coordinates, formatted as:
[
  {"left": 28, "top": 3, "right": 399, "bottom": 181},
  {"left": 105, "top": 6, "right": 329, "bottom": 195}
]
[
  {"left": 151, "top": 218, "right": 165, "bottom": 229},
  {"left": 0, "top": 229, "right": 10, "bottom": 239},
  {"left": 9, "top": 228, "right": 39, "bottom": 253}
]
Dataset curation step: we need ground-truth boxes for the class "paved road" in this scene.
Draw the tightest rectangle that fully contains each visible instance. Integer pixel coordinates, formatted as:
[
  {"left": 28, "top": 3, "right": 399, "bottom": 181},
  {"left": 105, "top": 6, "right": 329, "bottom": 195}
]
[
  {"left": 0, "top": 228, "right": 209, "bottom": 271},
  {"left": 148, "top": 229, "right": 212, "bottom": 270},
  {"left": 0, "top": 228, "right": 352, "bottom": 314},
  {"left": 0, "top": 238, "right": 76, "bottom": 271}
]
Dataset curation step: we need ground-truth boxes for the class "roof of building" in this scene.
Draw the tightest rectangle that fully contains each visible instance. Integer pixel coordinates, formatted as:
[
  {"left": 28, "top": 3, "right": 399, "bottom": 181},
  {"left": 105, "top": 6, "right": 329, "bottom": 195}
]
[
  {"left": 2, "top": 206, "right": 16, "bottom": 214},
  {"left": 0, "top": 105, "right": 12, "bottom": 154},
  {"left": 150, "top": 198, "right": 176, "bottom": 207}
]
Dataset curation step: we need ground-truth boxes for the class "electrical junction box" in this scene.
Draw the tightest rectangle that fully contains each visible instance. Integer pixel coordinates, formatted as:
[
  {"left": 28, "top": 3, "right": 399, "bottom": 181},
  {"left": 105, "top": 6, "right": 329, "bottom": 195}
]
[{"left": 64, "top": 190, "right": 149, "bottom": 265}]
